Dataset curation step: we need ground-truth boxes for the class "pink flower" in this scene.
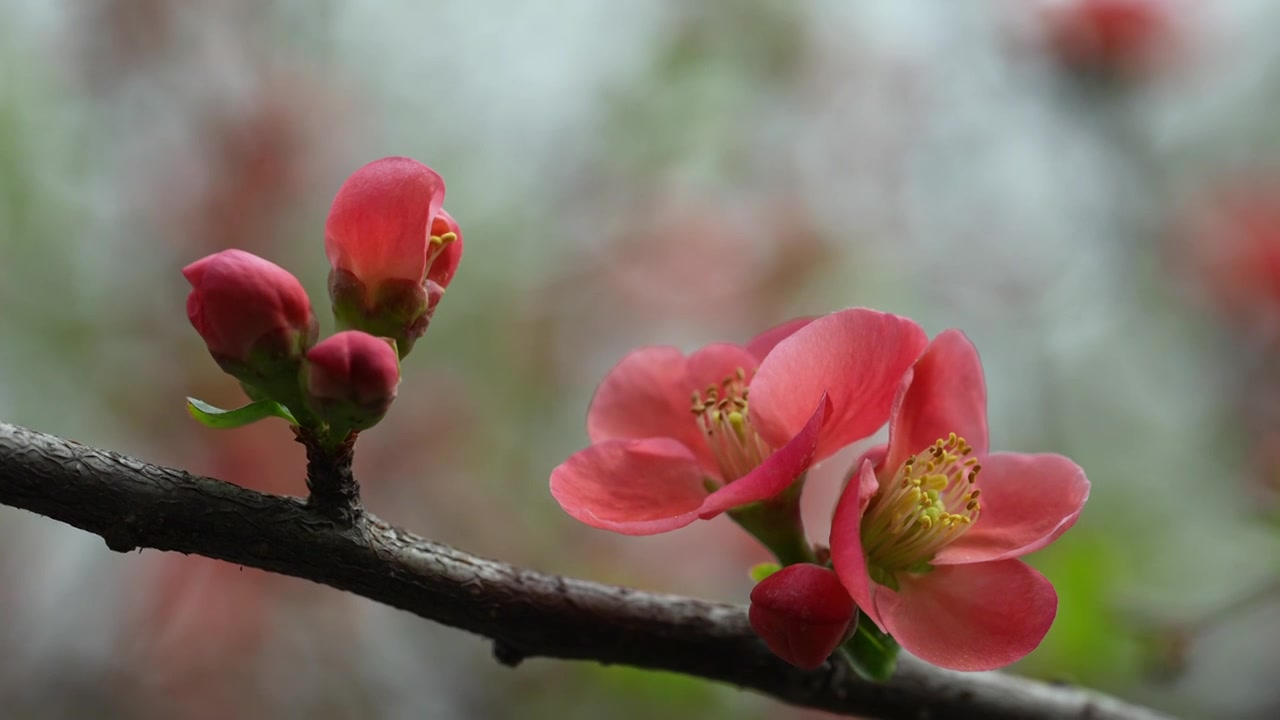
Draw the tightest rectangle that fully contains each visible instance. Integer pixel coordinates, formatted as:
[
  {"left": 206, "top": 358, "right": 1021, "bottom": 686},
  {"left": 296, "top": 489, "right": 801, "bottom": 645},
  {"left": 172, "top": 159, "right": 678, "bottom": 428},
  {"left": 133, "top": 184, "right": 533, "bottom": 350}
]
[
  {"left": 305, "top": 330, "right": 401, "bottom": 430},
  {"left": 550, "top": 309, "right": 927, "bottom": 535},
  {"left": 325, "top": 156, "right": 448, "bottom": 290},
  {"left": 1178, "top": 177, "right": 1280, "bottom": 334},
  {"left": 1042, "top": 0, "right": 1177, "bottom": 80},
  {"left": 749, "top": 564, "right": 856, "bottom": 670},
  {"left": 183, "top": 249, "right": 317, "bottom": 365},
  {"left": 830, "top": 330, "right": 1089, "bottom": 671}
]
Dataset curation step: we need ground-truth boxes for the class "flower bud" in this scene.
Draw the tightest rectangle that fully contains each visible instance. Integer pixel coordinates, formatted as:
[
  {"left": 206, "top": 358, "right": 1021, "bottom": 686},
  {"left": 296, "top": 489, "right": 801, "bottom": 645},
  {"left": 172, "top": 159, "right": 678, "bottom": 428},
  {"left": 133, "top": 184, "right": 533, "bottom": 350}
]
[
  {"left": 304, "top": 330, "right": 400, "bottom": 432},
  {"left": 325, "top": 157, "right": 460, "bottom": 358},
  {"left": 183, "top": 249, "right": 318, "bottom": 389},
  {"left": 749, "top": 563, "right": 856, "bottom": 670}
]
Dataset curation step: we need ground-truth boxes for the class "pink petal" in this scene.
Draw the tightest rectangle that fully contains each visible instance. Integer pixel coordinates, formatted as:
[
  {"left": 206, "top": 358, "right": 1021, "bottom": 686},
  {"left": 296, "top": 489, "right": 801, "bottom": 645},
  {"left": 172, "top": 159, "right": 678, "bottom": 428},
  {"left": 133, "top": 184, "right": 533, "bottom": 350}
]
[
  {"left": 934, "top": 452, "right": 1090, "bottom": 565},
  {"left": 685, "top": 342, "right": 759, "bottom": 388},
  {"left": 830, "top": 459, "right": 883, "bottom": 628},
  {"left": 883, "top": 330, "right": 990, "bottom": 474},
  {"left": 875, "top": 560, "right": 1058, "bottom": 671},
  {"left": 697, "top": 394, "right": 829, "bottom": 518},
  {"left": 852, "top": 443, "right": 888, "bottom": 474},
  {"left": 586, "top": 347, "right": 714, "bottom": 473},
  {"left": 549, "top": 438, "right": 709, "bottom": 536},
  {"left": 750, "top": 309, "right": 928, "bottom": 461},
  {"left": 745, "top": 316, "right": 816, "bottom": 362},
  {"left": 324, "top": 157, "right": 445, "bottom": 286}
]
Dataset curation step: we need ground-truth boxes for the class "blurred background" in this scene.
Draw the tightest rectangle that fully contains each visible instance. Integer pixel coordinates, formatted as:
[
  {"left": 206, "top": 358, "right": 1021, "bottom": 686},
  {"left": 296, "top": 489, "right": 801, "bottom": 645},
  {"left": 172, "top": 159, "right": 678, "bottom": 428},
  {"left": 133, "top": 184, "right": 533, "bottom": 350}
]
[{"left": 1, "top": 0, "right": 1278, "bottom": 717}]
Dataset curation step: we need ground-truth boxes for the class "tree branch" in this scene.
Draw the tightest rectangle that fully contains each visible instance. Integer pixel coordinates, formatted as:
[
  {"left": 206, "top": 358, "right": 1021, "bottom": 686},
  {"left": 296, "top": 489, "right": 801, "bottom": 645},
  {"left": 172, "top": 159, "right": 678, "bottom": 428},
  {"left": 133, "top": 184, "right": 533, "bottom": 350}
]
[{"left": 0, "top": 421, "right": 1168, "bottom": 720}]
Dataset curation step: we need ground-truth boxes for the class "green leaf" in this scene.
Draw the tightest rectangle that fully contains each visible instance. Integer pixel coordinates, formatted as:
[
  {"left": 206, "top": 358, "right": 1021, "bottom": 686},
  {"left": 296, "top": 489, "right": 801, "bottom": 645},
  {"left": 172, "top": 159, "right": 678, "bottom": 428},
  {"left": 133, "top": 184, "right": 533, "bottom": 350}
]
[
  {"left": 843, "top": 616, "right": 900, "bottom": 682},
  {"left": 749, "top": 562, "right": 782, "bottom": 583},
  {"left": 186, "top": 397, "right": 298, "bottom": 429}
]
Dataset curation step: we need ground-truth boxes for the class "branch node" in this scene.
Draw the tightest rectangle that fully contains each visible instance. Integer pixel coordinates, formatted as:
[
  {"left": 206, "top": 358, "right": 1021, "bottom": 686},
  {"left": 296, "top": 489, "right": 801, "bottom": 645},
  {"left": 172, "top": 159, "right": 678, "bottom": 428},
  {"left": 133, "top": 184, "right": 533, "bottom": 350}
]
[
  {"left": 493, "top": 640, "right": 526, "bottom": 667},
  {"left": 101, "top": 526, "right": 138, "bottom": 553}
]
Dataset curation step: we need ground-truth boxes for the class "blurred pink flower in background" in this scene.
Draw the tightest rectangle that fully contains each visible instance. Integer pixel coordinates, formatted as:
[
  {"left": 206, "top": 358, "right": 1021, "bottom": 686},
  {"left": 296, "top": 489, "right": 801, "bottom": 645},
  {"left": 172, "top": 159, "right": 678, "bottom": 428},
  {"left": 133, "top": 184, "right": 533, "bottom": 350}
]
[
  {"left": 1178, "top": 176, "right": 1280, "bottom": 337},
  {"left": 831, "top": 331, "right": 1089, "bottom": 671},
  {"left": 1039, "top": 0, "right": 1180, "bottom": 80},
  {"left": 127, "top": 426, "right": 312, "bottom": 719}
]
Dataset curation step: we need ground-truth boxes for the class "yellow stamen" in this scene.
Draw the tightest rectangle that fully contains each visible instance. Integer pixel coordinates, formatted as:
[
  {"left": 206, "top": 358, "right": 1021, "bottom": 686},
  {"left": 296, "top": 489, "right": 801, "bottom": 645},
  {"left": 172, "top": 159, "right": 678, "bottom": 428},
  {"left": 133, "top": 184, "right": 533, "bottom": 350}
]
[
  {"left": 861, "top": 434, "right": 983, "bottom": 582},
  {"left": 691, "top": 367, "right": 771, "bottom": 481}
]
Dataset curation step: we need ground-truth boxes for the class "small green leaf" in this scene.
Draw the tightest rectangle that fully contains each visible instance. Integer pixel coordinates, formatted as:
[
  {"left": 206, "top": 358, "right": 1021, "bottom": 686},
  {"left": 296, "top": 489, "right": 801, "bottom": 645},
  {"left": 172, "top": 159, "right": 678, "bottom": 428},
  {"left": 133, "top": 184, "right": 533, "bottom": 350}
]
[
  {"left": 843, "top": 617, "right": 900, "bottom": 682},
  {"left": 186, "top": 397, "right": 298, "bottom": 429},
  {"left": 749, "top": 562, "right": 782, "bottom": 583}
]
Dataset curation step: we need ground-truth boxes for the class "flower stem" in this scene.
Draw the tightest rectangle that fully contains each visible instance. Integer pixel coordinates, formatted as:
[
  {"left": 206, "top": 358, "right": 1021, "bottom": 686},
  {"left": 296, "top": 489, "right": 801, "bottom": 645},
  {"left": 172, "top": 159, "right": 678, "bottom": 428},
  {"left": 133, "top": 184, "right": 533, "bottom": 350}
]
[
  {"left": 294, "top": 427, "right": 362, "bottom": 525},
  {"left": 729, "top": 478, "right": 816, "bottom": 566}
]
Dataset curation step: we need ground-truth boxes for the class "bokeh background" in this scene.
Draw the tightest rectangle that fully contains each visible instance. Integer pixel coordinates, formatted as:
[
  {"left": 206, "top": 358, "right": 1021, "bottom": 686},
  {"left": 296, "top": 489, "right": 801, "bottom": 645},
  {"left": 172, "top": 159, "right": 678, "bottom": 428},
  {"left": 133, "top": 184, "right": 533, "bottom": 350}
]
[{"left": 1, "top": 1, "right": 1278, "bottom": 718}]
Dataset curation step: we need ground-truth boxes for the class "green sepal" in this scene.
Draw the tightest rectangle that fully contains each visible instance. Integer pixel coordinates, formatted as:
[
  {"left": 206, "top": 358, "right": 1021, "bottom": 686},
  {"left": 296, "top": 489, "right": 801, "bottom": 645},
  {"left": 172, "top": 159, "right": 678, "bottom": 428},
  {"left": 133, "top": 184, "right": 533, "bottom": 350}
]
[
  {"left": 842, "top": 617, "right": 900, "bottom": 682},
  {"left": 727, "top": 476, "right": 815, "bottom": 566},
  {"left": 749, "top": 562, "right": 782, "bottom": 583},
  {"left": 186, "top": 396, "right": 298, "bottom": 429},
  {"left": 868, "top": 564, "right": 901, "bottom": 592}
]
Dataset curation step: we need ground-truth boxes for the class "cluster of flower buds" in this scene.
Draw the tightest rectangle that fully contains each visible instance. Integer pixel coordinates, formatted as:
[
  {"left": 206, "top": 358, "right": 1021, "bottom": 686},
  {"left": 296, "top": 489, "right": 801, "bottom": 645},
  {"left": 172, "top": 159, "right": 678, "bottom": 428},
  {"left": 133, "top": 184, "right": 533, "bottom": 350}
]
[
  {"left": 183, "top": 157, "right": 461, "bottom": 441},
  {"left": 550, "top": 310, "right": 1090, "bottom": 676}
]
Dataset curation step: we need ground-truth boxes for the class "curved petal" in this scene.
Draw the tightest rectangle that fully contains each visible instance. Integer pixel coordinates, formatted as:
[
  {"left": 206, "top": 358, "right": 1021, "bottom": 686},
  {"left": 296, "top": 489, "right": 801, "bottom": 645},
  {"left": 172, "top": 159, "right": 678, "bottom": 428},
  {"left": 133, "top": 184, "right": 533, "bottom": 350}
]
[
  {"left": 745, "top": 316, "right": 817, "bottom": 362},
  {"left": 852, "top": 443, "right": 889, "bottom": 476},
  {"left": 697, "top": 394, "right": 829, "bottom": 518},
  {"left": 883, "top": 330, "right": 989, "bottom": 474},
  {"left": 876, "top": 560, "right": 1058, "bottom": 671},
  {"left": 935, "top": 453, "right": 1090, "bottom": 565},
  {"left": 830, "top": 459, "right": 883, "bottom": 628},
  {"left": 325, "top": 157, "right": 445, "bottom": 286},
  {"left": 549, "top": 438, "right": 709, "bottom": 536},
  {"left": 751, "top": 309, "right": 927, "bottom": 461},
  {"left": 586, "top": 347, "right": 713, "bottom": 471}
]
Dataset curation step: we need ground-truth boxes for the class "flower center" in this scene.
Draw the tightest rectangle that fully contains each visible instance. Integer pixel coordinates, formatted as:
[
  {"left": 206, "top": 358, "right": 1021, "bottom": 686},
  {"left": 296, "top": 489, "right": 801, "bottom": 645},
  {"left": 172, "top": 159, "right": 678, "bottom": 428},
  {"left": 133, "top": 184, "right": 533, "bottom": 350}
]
[
  {"left": 861, "top": 433, "right": 982, "bottom": 586},
  {"left": 690, "top": 368, "right": 771, "bottom": 482}
]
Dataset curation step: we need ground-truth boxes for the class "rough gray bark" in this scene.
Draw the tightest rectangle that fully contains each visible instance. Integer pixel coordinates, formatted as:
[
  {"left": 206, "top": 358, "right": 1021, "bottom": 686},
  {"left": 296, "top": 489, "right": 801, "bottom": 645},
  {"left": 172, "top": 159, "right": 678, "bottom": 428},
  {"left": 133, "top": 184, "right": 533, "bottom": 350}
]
[{"left": 0, "top": 421, "right": 1171, "bottom": 720}]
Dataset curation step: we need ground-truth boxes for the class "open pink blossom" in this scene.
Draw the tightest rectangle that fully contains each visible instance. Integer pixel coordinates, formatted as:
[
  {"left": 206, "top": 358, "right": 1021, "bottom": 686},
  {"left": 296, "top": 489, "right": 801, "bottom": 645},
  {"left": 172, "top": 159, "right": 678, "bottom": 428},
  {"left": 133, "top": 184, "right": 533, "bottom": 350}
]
[
  {"left": 550, "top": 309, "right": 927, "bottom": 535},
  {"left": 830, "top": 330, "right": 1089, "bottom": 671}
]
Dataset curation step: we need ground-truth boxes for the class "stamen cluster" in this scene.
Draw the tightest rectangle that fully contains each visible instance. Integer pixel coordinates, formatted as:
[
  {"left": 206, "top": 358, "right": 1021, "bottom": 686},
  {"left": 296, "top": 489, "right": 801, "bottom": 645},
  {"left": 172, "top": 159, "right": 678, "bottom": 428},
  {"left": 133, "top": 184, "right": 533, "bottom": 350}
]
[
  {"left": 690, "top": 368, "right": 770, "bottom": 481},
  {"left": 863, "top": 433, "right": 982, "bottom": 578}
]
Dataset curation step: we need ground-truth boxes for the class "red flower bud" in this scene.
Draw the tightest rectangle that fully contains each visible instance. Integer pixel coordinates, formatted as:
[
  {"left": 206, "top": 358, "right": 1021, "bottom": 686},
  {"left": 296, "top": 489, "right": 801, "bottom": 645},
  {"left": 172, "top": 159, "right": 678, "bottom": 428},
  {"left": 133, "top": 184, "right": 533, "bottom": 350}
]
[
  {"left": 325, "top": 157, "right": 460, "bottom": 358},
  {"left": 305, "top": 331, "right": 400, "bottom": 431},
  {"left": 749, "top": 564, "right": 856, "bottom": 670},
  {"left": 183, "top": 249, "right": 317, "bottom": 367},
  {"left": 325, "top": 156, "right": 446, "bottom": 290}
]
